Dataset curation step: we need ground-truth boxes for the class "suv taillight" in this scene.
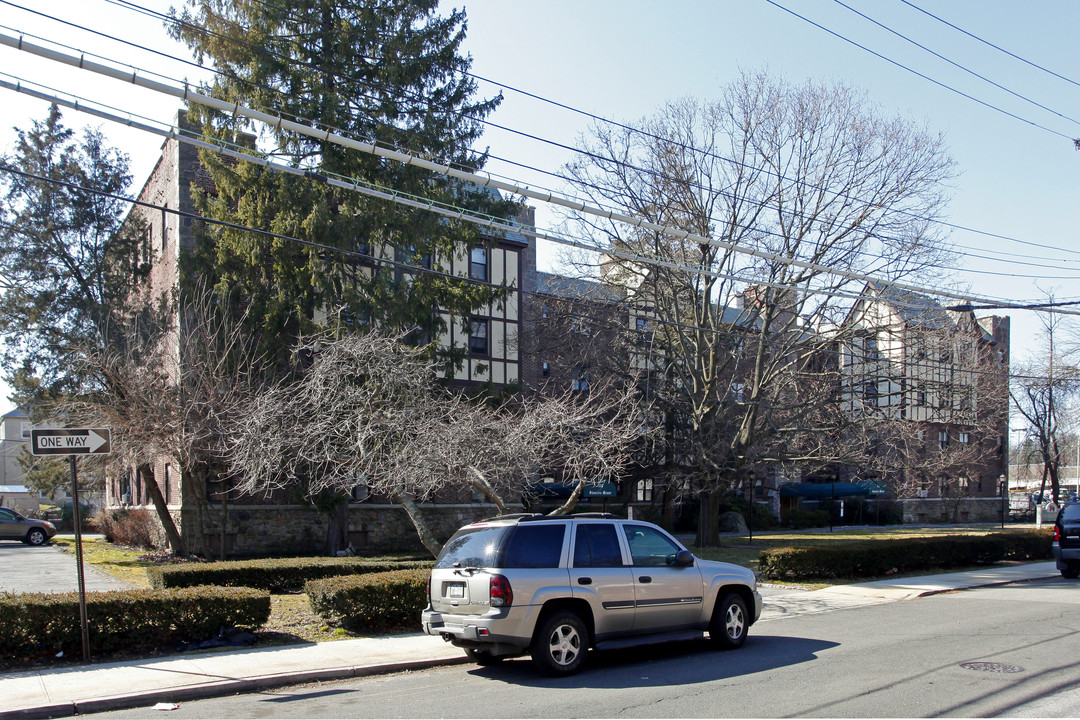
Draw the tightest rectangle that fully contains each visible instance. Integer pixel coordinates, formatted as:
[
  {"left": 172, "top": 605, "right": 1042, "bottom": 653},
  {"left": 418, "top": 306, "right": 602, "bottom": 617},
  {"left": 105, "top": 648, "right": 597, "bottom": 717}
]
[
  {"left": 489, "top": 574, "right": 513, "bottom": 607},
  {"left": 1054, "top": 525, "right": 1061, "bottom": 542}
]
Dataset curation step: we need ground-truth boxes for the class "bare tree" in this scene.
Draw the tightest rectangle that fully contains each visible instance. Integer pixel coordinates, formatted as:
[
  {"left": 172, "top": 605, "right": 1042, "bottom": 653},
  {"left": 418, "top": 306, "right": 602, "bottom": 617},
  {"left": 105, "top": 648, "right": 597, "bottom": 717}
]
[
  {"left": 1012, "top": 306, "right": 1080, "bottom": 505},
  {"left": 224, "top": 332, "right": 651, "bottom": 556},
  {"left": 56, "top": 286, "right": 266, "bottom": 555},
  {"left": 564, "top": 71, "right": 955, "bottom": 544}
]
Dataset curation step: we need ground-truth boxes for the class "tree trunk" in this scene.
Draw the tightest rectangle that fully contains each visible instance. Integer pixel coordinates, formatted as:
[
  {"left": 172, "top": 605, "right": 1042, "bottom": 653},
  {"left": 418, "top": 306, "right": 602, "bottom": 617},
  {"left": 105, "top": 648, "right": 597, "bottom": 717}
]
[
  {"left": 138, "top": 463, "right": 186, "bottom": 555},
  {"left": 550, "top": 480, "right": 584, "bottom": 516},
  {"left": 465, "top": 467, "right": 507, "bottom": 514},
  {"left": 695, "top": 488, "right": 723, "bottom": 547},
  {"left": 393, "top": 491, "right": 443, "bottom": 557}
]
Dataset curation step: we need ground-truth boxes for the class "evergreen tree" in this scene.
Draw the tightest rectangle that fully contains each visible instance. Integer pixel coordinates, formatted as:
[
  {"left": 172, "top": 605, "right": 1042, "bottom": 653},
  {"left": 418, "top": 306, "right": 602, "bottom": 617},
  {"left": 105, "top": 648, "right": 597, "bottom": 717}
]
[
  {"left": 169, "top": 0, "right": 517, "bottom": 365},
  {"left": 0, "top": 105, "right": 139, "bottom": 406}
]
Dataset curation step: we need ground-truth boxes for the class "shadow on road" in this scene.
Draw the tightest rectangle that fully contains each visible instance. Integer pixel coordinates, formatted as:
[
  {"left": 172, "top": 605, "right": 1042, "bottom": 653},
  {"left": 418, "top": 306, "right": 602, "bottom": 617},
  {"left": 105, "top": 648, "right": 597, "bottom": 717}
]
[{"left": 469, "top": 633, "right": 838, "bottom": 689}]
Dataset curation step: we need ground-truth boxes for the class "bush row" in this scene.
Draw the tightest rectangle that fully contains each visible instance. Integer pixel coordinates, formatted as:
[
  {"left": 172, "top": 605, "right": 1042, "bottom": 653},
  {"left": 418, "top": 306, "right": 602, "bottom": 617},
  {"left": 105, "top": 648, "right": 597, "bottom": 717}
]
[
  {"left": 757, "top": 530, "right": 1053, "bottom": 581},
  {"left": 0, "top": 586, "right": 270, "bottom": 661},
  {"left": 148, "top": 556, "right": 432, "bottom": 592},
  {"left": 305, "top": 568, "right": 429, "bottom": 632}
]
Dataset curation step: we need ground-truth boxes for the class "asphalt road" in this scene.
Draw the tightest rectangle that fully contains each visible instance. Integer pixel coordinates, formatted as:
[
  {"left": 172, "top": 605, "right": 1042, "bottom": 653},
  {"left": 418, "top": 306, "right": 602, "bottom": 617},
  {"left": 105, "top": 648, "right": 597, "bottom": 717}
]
[
  {"left": 84, "top": 577, "right": 1080, "bottom": 719},
  {"left": 0, "top": 536, "right": 129, "bottom": 593}
]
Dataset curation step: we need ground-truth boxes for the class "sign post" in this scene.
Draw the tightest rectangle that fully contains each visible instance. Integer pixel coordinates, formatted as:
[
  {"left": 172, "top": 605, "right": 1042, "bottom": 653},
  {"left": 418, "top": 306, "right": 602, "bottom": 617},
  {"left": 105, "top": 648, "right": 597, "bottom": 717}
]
[{"left": 31, "top": 427, "right": 112, "bottom": 662}]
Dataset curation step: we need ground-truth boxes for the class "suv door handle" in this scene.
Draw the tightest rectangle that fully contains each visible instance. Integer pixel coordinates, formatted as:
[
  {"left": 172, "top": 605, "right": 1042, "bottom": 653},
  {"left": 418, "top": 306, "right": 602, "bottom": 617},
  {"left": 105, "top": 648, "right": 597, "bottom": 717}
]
[
  {"left": 577, "top": 577, "right": 592, "bottom": 585},
  {"left": 638, "top": 576, "right": 652, "bottom": 583}
]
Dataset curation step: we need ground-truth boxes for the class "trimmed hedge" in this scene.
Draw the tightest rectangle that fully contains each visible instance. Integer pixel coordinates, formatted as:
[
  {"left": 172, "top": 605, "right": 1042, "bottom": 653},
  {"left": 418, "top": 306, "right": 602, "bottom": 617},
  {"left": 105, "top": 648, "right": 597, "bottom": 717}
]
[
  {"left": 306, "top": 567, "right": 429, "bottom": 632},
  {"left": 0, "top": 586, "right": 270, "bottom": 661},
  {"left": 148, "top": 557, "right": 432, "bottom": 592},
  {"left": 758, "top": 530, "right": 1053, "bottom": 581}
]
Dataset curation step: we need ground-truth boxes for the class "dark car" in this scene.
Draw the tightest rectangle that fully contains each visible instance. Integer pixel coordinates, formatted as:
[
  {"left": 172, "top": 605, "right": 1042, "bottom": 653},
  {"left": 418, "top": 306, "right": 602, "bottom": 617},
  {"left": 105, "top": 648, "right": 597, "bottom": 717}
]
[
  {"left": 0, "top": 506, "right": 57, "bottom": 545},
  {"left": 1052, "top": 502, "right": 1080, "bottom": 578}
]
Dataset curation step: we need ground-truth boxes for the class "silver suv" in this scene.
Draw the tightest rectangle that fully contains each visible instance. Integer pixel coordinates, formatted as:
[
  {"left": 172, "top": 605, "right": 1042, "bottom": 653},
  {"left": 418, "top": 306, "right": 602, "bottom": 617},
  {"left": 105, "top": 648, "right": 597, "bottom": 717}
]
[{"left": 421, "top": 513, "right": 762, "bottom": 675}]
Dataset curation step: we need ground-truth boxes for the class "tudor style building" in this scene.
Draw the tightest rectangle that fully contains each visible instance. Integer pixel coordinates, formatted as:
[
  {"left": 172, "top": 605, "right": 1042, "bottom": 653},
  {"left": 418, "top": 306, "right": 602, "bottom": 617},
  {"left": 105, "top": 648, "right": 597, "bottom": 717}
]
[{"left": 108, "top": 111, "right": 536, "bottom": 554}]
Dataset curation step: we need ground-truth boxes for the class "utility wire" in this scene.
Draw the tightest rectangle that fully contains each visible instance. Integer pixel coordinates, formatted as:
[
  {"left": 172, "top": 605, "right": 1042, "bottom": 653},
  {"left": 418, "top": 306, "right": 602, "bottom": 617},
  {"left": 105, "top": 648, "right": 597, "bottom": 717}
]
[
  {"left": 762, "top": 0, "right": 1077, "bottom": 143},
  {"left": 899, "top": 0, "right": 1080, "bottom": 91},
  {"left": 0, "top": 161, "right": 1050, "bottom": 388},
  {"left": 84, "top": 0, "right": 1080, "bottom": 261},
  {"left": 832, "top": 0, "right": 1080, "bottom": 129},
  {"left": 4, "top": 32, "right": 1079, "bottom": 322}
]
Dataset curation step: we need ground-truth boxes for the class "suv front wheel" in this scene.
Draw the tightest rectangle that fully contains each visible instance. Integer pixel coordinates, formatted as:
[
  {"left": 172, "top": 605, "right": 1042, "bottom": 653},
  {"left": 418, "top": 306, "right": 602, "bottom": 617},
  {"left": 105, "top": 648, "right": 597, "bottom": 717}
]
[
  {"left": 710, "top": 592, "right": 748, "bottom": 649},
  {"left": 531, "top": 611, "right": 588, "bottom": 676}
]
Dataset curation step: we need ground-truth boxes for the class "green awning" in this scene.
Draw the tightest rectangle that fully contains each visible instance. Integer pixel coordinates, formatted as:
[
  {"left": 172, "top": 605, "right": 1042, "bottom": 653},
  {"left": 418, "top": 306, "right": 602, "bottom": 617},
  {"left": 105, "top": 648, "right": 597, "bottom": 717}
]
[{"left": 780, "top": 481, "right": 888, "bottom": 498}]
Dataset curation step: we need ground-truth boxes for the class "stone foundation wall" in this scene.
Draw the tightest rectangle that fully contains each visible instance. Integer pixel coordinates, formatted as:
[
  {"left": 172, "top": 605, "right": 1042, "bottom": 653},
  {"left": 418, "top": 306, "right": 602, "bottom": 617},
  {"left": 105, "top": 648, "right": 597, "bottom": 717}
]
[
  {"left": 163, "top": 503, "right": 515, "bottom": 557},
  {"left": 898, "top": 497, "right": 1007, "bottom": 525}
]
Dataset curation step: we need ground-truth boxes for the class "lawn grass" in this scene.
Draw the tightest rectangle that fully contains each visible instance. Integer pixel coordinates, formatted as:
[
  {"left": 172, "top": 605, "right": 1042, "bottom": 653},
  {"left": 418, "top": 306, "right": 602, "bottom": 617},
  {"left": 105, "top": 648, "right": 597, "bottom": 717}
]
[{"left": 52, "top": 536, "right": 154, "bottom": 589}]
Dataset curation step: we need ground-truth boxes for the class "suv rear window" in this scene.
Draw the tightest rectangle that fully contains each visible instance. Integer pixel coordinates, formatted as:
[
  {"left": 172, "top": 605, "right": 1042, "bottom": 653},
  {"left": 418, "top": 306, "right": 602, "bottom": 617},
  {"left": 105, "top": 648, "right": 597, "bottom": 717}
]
[
  {"left": 435, "top": 526, "right": 506, "bottom": 569},
  {"left": 1061, "top": 504, "right": 1080, "bottom": 522},
  {"left": 499, "top": 524, "right": 566, "bottom": 568}
]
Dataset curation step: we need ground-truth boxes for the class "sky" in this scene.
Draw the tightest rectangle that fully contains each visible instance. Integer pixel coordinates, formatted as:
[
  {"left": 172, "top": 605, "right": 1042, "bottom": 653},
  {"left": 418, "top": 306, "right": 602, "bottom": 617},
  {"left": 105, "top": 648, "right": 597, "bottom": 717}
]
[{"left": 0, "top": 0, "right": 1077, "bottom": 409}]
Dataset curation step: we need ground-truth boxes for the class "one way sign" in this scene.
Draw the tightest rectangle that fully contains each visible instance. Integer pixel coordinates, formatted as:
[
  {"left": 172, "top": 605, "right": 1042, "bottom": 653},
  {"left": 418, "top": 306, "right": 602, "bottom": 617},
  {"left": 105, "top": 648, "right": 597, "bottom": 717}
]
[{"left": 30, "top": 428, "right": 112, "bottom": 456}]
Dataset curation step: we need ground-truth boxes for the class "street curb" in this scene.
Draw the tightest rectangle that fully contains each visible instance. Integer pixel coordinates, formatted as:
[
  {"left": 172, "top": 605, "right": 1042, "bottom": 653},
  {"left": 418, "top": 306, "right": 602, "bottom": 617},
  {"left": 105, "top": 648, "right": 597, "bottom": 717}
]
[{"left": 0, "top": 656, "right": 470, "bottom": 720}]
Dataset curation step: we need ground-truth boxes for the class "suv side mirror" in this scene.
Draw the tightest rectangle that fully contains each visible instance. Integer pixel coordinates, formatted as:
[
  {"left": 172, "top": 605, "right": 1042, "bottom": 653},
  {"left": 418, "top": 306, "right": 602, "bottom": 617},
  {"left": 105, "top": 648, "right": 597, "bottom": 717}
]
[{"left": 674, "top": 550, "right": 694, "bottom": 567}]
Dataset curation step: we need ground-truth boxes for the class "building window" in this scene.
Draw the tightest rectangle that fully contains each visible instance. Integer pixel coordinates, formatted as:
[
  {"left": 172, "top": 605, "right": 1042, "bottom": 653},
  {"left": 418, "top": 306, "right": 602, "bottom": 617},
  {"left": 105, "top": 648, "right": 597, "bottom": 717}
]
[
  {"left": 636, "top": 479, "right": 654, "bottom": 502},
  {"left": 730, "top": 382, "right": 745, "bottom": 402},
  {"left": 916, "top": 387, "right": 928, "bottom": 406},
  {"left": 541, "top": 361, "right": 550, "bottom": 378},
  {"left": 572, "top": 366, "right": 590, "bottom": 392},
  {"left": 20, "top": 421, "right": 31, "bottom": 439},
  {"left": 864, "top": 382, "right": 879, "bottom": 405},
  {"left": 468, "top": 318, "right": 488, "bottom": 355},
  {"left": 469, "top": 247, "right": 488, "bottom": 281},
  {"left": 350, "top": 483, "right": 370, "bottom": 503},
  {"left": 958, "top": 432, "right": 970, "bottom": 444},
  {"left": 865, "top": 336, "right": 879, "bottom": 360},
  {"left": 939, "top": 430, "right": 949, "bottom": 450}
]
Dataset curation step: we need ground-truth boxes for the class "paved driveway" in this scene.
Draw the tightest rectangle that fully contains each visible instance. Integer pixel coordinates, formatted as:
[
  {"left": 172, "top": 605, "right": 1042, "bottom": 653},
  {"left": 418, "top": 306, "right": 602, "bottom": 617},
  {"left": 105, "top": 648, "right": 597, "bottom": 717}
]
[{"left": 0, "top": 537, "right": 130, "bottom": 593}]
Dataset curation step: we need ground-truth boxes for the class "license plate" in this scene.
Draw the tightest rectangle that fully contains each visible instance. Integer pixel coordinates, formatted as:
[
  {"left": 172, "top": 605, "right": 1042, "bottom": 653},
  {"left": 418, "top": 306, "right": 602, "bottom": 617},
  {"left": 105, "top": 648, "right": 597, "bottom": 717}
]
[{"left": 447, "top": 583, "right": 465, "bottom": 599}]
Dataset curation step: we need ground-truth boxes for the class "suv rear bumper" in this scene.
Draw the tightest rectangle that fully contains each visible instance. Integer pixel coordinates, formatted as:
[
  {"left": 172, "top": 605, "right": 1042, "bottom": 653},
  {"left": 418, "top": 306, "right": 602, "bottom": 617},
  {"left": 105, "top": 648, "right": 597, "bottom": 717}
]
[
  {"left": 422, "top": 607, "right": 532, "bottom": 653},
  {"left": 1052, "top": 542, "right": 1080, "bottom": 568}
]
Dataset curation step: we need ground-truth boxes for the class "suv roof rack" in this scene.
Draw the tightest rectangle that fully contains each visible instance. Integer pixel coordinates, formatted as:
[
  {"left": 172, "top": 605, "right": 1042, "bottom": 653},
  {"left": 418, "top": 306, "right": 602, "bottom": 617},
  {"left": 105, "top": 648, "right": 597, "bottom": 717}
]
[
  {"left": 571, "top": 512, "right": 620, "bottom": 519},
  {"left": 479, "top": 512, "right": 542, "bottom": 522}
]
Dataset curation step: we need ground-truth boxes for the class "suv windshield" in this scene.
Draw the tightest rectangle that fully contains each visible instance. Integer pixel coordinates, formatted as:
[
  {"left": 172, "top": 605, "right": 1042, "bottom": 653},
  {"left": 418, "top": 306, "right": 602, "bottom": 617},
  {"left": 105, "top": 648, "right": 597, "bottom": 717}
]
[{"left": 435, "top": 527, "right": 505, "bottom": 569}]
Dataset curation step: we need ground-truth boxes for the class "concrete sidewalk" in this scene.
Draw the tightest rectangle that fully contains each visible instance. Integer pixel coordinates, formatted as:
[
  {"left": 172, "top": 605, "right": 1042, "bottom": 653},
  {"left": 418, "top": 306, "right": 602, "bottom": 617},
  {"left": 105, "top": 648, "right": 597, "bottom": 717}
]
[{"left": 0, "top": 561, "right": 1059, "bottom": 720}]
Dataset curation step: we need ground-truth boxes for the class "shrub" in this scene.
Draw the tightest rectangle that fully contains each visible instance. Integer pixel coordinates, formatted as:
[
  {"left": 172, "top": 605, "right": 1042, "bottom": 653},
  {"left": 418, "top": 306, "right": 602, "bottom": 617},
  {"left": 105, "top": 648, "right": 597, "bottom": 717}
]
[
  {"left": 148, "top": 556, "right": 432, "bottom": 592},
  {"left": 90, "top": 508, "right": 159, "bottom": 549},
  {"left": 0, "top": 585, "right": 270, "bottom": 663},
  {"left": 757, "top": 530, "right": 1053, "bottom": 581},
  {"left": 306, "top": 567, "right": 429, "bottom": 632}
]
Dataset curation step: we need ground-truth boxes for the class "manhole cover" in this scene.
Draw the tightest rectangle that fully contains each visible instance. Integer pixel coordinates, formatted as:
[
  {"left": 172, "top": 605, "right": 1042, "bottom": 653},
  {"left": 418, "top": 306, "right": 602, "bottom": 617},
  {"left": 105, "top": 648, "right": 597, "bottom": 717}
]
[{"left": 960, "top": 662, "right": 1025, "bottom": 674}]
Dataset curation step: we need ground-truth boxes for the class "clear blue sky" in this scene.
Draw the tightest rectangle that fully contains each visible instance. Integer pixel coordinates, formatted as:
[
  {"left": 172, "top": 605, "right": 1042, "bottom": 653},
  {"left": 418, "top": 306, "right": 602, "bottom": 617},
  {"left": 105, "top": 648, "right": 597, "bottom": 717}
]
[{"left": 1, "top": 0, "right": 1077, "bottom": 406}]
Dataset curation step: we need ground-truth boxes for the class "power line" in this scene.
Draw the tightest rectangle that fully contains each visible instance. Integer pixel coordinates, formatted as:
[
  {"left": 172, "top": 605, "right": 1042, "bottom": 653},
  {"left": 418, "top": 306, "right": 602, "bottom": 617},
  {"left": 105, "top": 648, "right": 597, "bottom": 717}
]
[
  {"left": 12, "top": 0, "right": 1080, "bottom": 286},
  {"left": 831, "top": 0, "right": 1080, "bottom": 130},
  {"left": 899, "top": 0, "right": 1080, "bottom": 92},
  {"left": 5, "top": 33, "right": 1079, "bottom": 324},
  {"left": 762, "top": 0, "right": 1078, "bottom": 143},
  {"left": 1, "top": 161, "right": 1046, "bottom": 389},
  {"left": 85, "top": 0, "right": 1080, "bottom": 263}
]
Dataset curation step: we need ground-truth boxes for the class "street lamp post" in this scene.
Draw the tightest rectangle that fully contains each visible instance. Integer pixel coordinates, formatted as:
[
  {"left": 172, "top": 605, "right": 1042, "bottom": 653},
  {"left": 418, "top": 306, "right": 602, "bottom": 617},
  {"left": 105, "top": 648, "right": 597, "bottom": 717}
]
[{"left": 999, "top": 473, "right": 1007, "bottom": 529}]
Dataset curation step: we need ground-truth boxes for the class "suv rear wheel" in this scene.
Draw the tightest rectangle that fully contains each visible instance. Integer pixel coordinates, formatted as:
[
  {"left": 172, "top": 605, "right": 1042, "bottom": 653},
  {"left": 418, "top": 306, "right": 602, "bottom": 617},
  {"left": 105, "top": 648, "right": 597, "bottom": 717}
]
[
  {"left": 1061, "top": 560, "right": 1080, "bottom": 579},
  {"left": 709, "top": 592, "right": 748, "bottom": 649},
  {"left": 531, "top": 611, "right": 588, "bottom": 676}
]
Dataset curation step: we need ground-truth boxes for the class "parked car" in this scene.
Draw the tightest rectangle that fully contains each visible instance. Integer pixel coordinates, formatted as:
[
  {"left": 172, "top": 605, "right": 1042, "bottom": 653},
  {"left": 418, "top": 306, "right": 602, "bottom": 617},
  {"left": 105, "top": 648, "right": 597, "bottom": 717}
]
[
  {"left": 421, "top": 513, "right": 762, "bottom": 675},
  {"left": 1052, "top": 502, "right": 1080, "bottom": 579},
  {"left": 0, "top": 506, "right": 57, "bottom": 545}
]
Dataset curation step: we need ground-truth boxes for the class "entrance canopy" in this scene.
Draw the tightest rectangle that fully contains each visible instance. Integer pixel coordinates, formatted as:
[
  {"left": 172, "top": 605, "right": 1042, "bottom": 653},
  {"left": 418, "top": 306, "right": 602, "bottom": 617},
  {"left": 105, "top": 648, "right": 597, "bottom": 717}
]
[{"left": 779, "top": 481, "right": 888, "bottom": 499}]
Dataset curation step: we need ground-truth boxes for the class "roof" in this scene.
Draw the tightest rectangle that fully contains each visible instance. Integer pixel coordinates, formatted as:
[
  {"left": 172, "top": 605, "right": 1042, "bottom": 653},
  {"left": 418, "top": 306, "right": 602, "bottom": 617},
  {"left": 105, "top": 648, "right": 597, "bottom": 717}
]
[
  {"left": 2, "top": 407, "right": 29, "bottom": 420},
  {"left": 536, "top": 272, "right": 625, "bottom": 304},
  {"left": 865, "top": 282, "right": 957, "bottom": 331}
]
